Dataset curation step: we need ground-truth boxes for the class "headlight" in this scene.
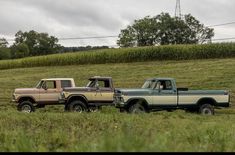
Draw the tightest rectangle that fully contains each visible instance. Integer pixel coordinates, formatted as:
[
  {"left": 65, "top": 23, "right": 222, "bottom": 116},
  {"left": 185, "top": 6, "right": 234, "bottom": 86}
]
[
  {"left": 60, "top": 92, "right": 65, "bottom": 99},
  {"left": 12, "top": 94, "right": 16, "bottom": 100}
]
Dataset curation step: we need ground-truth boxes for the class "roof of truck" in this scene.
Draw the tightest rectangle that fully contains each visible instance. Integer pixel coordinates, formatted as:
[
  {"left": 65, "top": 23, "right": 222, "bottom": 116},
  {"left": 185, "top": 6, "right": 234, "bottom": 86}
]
[
  {"left": 89, "top": 76, "right": 112, "bottom": 80},
  {"left": 146, "top": 78, "right": 175, "bottom": 81},
  {"left": 41, "top": 78, "right": 74, "bottom": 81}
]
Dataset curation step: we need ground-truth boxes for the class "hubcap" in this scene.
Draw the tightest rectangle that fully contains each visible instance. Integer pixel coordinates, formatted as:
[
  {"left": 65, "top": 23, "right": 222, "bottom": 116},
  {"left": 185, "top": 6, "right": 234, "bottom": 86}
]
[
  {"left": 21, "top": 105, "right": 32, "bottom": 113},
  {"left": 132, "top": 105, "right": 145, "bottom": 114},
  {"left": 74, "top": 105, "right": 83, "bottom": 113},
  {"left": 202, "top": 108, "right": 212, "bottom": 115}
]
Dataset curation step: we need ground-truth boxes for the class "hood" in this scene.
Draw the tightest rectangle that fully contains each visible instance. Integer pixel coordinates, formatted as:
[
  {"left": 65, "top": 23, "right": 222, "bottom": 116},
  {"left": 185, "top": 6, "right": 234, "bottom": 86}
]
[
  {"left": 115, "top": 88, "right": 151, "bottom": 96},
  {"left": 14, "top": 88, "right": 38, "bottom": 94}
]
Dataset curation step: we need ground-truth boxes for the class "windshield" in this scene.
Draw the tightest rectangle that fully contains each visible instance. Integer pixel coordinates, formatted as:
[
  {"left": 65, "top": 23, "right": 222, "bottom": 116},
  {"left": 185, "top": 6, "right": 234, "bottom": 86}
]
[
  {"left": 142, "top": 80, "right": 157, "bottom": 89},
  {"left": 86, "top": 80, "right": 96, "bottom": 87},
  {"left": 35, "top": 80, "right": 44, "bottom": 88}
]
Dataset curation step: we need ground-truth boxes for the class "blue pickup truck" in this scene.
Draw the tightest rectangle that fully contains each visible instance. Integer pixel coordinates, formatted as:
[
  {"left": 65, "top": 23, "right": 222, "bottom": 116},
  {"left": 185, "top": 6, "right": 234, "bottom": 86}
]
[{"left": 114, "top": 78, "right": 231, "bottom": 115}]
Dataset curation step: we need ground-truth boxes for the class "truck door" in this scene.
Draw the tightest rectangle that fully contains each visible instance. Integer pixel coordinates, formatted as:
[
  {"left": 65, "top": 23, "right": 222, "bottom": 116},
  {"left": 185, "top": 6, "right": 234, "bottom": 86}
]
[
  {"left": 151, "top": 80, "right": 177, "bottom": 107},
  {"left": 91, "top": 79, "right": 113, "bottom": 104},
  {"left": 39, "top": 80, "right": 61, "bottom": 104}
]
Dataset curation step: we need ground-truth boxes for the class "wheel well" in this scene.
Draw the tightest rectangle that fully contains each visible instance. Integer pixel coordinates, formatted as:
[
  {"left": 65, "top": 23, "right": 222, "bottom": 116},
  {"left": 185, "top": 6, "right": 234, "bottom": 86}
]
[
  {"left": 18, "top": 97, "right": 35, "bottom": 104},
  {"left": 197, "top": 98, "right": 216, "bottom": 106},
  {"left": 127, "top": 98, "right": 149, "bottom": 110},
  {"left": 67, "top": 96, "right": 88, "bottom": 106}
]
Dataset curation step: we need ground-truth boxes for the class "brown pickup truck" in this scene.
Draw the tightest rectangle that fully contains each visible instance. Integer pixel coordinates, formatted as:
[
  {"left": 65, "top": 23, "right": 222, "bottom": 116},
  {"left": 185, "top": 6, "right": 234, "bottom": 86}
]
[{"left": 12, "top": 78, "right": 75, "bottom": 113}]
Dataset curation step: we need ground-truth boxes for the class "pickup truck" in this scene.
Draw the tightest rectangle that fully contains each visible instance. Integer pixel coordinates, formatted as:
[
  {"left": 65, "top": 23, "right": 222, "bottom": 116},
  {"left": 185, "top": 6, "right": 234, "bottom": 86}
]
[
  {"left": 61, "top": 76, "right": 114, "bottom": 112},
  {"left": 12, "top": 78, "right": 75, "bottom": 113},
  {"left": 114, "top": 78, "right": 231, "bottom": 115}
]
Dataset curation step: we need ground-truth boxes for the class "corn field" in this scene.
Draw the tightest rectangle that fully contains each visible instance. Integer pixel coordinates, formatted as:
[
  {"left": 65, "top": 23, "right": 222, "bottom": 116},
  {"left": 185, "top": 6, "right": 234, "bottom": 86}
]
[{"left": 0, "top": 43, "right": 235, "bottom": 70}]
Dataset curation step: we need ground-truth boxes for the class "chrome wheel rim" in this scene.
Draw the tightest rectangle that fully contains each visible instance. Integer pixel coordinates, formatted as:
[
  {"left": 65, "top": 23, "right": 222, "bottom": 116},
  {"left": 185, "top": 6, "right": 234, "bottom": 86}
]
[
  {"left": 132, "top": 105, "right": 145, "bottom": 114},
  {"left": 74, "top": 105, "right": 83, "bottom": 113},
  {"left": 21, "top": 105, "right": 32, "bottom": 113},
  {"left": 202, "top": 108, "right": 212, "bottom": 115}
]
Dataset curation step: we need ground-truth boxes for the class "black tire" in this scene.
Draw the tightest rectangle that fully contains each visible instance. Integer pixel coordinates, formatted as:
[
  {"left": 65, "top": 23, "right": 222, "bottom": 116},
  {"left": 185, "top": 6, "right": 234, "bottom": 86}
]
[
  {"left": 128, "top": 103, "right": 146, "bottom": 114},
  {"left": 119, "top": 108, "right": 126, "bottom": 113},
  {"left": 69, "top": 100, "right": 87, "bottom": 113},
  {"left": 89, "top": 106, "right": 101, "bottom": 112},
  {"left": 199, "top": 104, "right": 214, "bottom": 115},
  {"left": 17, "top": 101, "right": 35, "bottom": 113}
]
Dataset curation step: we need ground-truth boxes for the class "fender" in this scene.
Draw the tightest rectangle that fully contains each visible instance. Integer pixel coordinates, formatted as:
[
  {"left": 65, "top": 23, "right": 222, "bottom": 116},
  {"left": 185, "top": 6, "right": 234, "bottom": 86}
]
[
  {"left": 196, "top": 97, "right": 217, "bottom": 106},
  {"left": 17, "top": 96, "right": 36, "bottom": 103},
  {"left": 67, "top": 94, "right": 88, "bottom": 104}
]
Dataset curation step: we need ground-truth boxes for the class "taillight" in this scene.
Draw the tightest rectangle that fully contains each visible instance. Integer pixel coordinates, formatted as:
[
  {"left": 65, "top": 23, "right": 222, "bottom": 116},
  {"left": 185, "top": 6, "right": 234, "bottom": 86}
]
[{"left": 224, "top": 91, "right": 228, "bottom": 95}]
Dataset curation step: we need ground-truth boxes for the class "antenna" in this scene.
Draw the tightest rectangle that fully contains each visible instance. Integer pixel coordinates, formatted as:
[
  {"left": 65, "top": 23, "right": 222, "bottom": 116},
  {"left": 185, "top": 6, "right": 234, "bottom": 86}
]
[{"left": 175, "top": 0, "right": 182, "bottom": 19}]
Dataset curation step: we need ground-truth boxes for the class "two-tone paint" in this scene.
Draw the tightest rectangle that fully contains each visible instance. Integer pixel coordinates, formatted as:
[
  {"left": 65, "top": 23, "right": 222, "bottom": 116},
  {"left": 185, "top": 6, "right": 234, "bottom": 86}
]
[
  {"left": 114, "top": 78, "right": 231, "bottom": 111},
  {"left": 61, "top": 76, "right": 114, "bottom": 107},
  {"left": 12, "top": 78, "right": 76, "bottom": 105}
]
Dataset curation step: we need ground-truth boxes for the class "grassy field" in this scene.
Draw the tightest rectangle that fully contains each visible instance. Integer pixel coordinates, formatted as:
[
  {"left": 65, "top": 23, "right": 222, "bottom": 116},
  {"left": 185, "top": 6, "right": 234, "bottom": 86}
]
[{"left": 0, "top": 58, "right": 235, "bottom": 152}]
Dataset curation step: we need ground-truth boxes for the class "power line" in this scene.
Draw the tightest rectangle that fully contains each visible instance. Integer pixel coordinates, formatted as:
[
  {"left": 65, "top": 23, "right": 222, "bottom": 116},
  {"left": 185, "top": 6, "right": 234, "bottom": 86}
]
[
  {"left": 207, "top": 21, "right": 235, "bottom": 27},
  {"left": 59, "top": 35, "right": 118, "bottom": 40},
  {"left": 2, "top": 21, "right": 235, "bottom": 43},
  {"left": 211, "top": 37, "right": 235, "bottom": 41}
]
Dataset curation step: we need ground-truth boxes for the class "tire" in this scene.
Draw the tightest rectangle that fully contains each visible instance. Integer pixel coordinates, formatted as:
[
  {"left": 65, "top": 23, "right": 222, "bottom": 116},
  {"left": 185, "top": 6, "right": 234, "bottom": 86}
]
[
  {"left": 89, "top": 106, "right": 101, "bottom": 112},
  {"left": 69, "top": 100, "right": 87, "bottom": 113},
  {"left": 17, "top": 101, "right": 35, "bottom": 113},
  {"left": 199, "top": 104, "right": 214, "bottom": 115},
  {"left": 120, "top": 108, "right": 126, "bottom": 113},
  {"left": 128, "top": 103, "right": 146, "bottom": 114}
]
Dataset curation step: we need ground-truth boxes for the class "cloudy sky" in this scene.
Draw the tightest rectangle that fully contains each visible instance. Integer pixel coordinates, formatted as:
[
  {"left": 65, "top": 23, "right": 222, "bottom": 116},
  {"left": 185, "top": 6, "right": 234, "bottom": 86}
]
[{"left": 1, "top": 0, "right": 235, "bottom": 47}]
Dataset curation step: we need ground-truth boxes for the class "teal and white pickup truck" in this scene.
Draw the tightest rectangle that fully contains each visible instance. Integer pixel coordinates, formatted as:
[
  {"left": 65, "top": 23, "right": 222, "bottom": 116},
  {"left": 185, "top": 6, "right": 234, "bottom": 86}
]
[{"left": 114, "top": 78, "right": 231, "bottom": 115}]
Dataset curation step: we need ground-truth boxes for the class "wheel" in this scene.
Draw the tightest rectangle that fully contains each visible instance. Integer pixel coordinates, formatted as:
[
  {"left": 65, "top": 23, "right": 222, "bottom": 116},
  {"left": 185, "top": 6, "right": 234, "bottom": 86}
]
[
  {"left": 69, "top": 100, "right": 87, "bottom": 113},
  {"left": 89, "top": 106, "right": 101, "bottom": 112},
  {"left": 199, "top": 104, "right": 214, "bottom": 115},
  {"left": 128, "top": 103, "right": 146, "bottom": 114},
  {"left": 119, "top": 108, "right": 126, "bottom": 113},
  {"left": 17, "top": 101, "right": 35, "bottom": 113}
]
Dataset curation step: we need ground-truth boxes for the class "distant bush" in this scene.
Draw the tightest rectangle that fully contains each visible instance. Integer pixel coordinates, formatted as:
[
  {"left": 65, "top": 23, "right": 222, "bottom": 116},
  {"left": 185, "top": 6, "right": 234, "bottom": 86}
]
[{"left": 0, "top": 43, "right": 235, "bottom": 70}]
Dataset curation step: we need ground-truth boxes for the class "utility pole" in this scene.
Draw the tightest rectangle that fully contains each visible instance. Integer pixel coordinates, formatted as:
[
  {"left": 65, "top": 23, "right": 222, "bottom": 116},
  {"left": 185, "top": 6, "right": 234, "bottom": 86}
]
[{"left": 175, "top": 0, "right": 182, "bottom": 19}]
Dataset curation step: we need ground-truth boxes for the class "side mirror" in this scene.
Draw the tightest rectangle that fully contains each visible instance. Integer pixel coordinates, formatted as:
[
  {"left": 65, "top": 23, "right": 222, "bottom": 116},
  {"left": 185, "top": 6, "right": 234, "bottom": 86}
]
[
  {"left": 95, "top": 83, "right": 100, "bottom": 90},
  {"left": 42, "top": 84, "right": 48, "bottom": 90}
]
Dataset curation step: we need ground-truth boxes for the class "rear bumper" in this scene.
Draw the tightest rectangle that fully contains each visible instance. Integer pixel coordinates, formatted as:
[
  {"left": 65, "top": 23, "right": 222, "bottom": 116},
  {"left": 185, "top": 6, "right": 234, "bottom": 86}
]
[{"left": 58, "top": 99, "right": 66, "bottom": 104}]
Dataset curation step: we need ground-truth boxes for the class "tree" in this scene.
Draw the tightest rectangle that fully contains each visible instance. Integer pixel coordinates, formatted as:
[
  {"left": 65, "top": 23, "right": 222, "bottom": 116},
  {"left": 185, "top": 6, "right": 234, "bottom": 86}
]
[
  {"left": 117, "top": 13, "right": 214, "bottom": 47},
  {"left": 13, "top": 30, "right": 62, "bottom": 56},
  {"left": 0, "top": 38, "right": 8, "bottom": 48},
  {"left": 0, "top": 47, "right": 11, "bottom": 60},
  {"left": 11, "top": 43, "right": 30, "bottom": 59}
]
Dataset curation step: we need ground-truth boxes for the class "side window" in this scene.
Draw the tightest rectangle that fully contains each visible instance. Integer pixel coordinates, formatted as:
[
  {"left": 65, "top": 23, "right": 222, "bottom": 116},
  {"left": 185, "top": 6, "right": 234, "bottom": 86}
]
[
  {"left": 160, "top": 80, "right": 172, "bottom": 90},
  {"left": 61, "top": 80, "right": 72, "bottom": 88},
  {"left": 43, "top": 81, "right": 56, "bottom": 89},
  {"left": 165, "top": 81, "right": 173, "bottom": 90},
  {"left": 97, "top": 80, "right": 110, "bottom": 88}
]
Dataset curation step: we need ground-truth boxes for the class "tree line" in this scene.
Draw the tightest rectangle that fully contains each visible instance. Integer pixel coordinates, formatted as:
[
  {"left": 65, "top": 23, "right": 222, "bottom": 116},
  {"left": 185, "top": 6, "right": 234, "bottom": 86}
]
[{"left": 0, "top": 12, "right": 214, "bottom": 60}]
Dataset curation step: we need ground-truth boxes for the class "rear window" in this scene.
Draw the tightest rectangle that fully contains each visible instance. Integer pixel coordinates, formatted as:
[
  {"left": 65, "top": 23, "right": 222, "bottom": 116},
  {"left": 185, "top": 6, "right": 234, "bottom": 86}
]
[{"left": 61, "top": 80, "right": 72, "bottom": 88}]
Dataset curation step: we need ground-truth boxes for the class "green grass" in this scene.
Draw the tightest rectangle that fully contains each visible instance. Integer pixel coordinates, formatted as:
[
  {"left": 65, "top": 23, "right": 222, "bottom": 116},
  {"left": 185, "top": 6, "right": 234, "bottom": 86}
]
[
  {"left": 0, "top": 58, "right": 235, "bottom": 152},
  {"left": 0, "top": 43, "right": 235, "bottom": 70}
]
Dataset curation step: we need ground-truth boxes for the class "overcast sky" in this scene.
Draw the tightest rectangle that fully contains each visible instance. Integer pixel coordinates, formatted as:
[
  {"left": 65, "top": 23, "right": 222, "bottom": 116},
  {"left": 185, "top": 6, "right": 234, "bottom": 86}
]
[{"left": 1, "top": 0, "right": 235, "bottom": 47}]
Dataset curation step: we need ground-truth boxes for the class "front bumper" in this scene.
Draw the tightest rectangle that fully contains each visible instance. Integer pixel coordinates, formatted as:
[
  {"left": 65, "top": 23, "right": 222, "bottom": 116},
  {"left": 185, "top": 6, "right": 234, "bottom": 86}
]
[
  {"left": 114, "top": 101, "right": 125, "bottom": 108},
  {"left": 11, "top": 99, "right": 17, "bottom": 103}
]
